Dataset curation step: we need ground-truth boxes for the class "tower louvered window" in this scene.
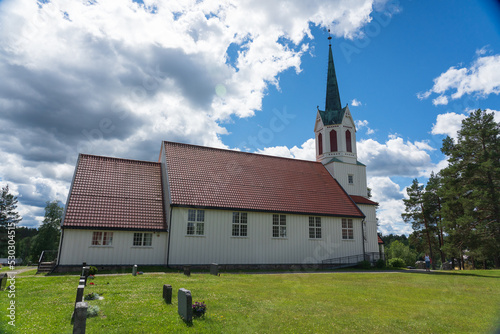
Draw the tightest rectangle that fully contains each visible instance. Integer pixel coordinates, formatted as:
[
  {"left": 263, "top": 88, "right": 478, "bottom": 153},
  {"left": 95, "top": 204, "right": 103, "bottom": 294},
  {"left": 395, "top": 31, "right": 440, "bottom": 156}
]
[
  {"left": 330, "top": 129, "right": 337, "bottom": 152},
  {"left": 346, "top": 130, "right": 352, "bottom": 153}
]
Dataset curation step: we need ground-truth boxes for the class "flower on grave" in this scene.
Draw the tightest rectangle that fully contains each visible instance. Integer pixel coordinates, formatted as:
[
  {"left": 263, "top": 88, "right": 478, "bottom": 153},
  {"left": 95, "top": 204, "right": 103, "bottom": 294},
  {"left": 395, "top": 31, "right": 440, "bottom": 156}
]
[
  {"left": 84, "top": 292, "right": 100, "bottom": 301},
  {"left": 90, "top": 282, "right": 95, "bottom": 285},
  {"left": 88, "top": 275, "right": 95, "bottom": 280},
  {"left": 192, "top": 301, "right": 207, "bottom": 318}
]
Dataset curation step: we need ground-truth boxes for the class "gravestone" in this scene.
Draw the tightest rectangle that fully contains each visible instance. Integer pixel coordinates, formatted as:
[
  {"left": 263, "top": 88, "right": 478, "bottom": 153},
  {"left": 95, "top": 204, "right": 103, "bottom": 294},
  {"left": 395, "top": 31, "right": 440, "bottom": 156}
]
[
  {"left": 210, "top": 263, "right": 218, "bottom": 276},
  {"left": 0, "top": 273, "right": 7, "bottom": 291},
  {"left": 178, "top": 288, "right": 192, "bottom": 322},
  {"left": 79, "top": 278, "right": 86, "bottom": 287},
  {"left": 81, "top": 266, "right": 90, "bottom": 278},
  {"left": 163, "top": 284, "right": 172, "bottom": 304},
  {"left": 73, "top": 302, "right": 88, "bottom": 334},
  {"left": 132, "top": 265, "right": 137, "bottom": 276},
  {"left": 80, "top": 275, "right": 87, "bottom": 286},
  {"left": 75, "top": 284, "right": 85, "bottom": 306},
  {"left": 183, "top": 266, "right": 191, "bottom": 276}
]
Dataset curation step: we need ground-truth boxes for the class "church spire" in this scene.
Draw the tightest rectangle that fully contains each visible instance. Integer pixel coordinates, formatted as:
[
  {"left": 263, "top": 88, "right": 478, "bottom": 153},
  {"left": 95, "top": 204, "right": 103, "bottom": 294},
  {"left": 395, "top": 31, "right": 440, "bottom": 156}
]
[{"left": 325, "top": 33, "right": 342, "bottom": 112}]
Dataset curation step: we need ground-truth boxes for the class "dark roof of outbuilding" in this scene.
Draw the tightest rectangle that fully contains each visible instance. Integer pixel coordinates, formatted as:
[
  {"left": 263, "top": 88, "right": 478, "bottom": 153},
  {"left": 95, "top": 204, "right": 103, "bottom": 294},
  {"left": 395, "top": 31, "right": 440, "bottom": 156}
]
[
  {"left": 163, "top": 141, "right": 365, "bottom": 218},
  {"left": 62, "top": 154, "right": 166, "bottom": 231}
]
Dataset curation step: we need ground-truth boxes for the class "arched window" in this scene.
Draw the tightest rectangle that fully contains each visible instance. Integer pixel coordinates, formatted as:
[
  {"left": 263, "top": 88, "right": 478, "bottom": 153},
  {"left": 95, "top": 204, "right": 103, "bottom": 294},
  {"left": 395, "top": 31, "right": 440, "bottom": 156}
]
[
  {"left": 330, "top": 130, "right": 337, "bottom": 152},
  {"left": 345, "top": 130, "right": 352, "bottom": 152},
  {"left": 318, "top": 133, "right": 323, "bottom": 155}
]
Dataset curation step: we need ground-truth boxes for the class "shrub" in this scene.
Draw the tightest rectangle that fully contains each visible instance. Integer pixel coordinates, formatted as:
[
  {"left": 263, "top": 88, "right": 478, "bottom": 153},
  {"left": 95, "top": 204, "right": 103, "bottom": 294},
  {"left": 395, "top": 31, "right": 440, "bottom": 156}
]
[
  {"left": 89, "top": 266, "right": 98, "bottom": 275},
  {"left": 357, "top": 260, "right": 371, "bottom": 269},
  {"left": 86, "top": 305, "right": 100, "bottom": 318},
  {"left": 84, "top": 292, "right": 99, "bottom": 301},
  {"left": 388, "top": 258, "right": 406, "bottom": 268},
  {"left": 192, "top": 301, "right": 207, "bottom": 318},
  {"left": 375, "top": 258, "right": 386, "bottom": 269}
]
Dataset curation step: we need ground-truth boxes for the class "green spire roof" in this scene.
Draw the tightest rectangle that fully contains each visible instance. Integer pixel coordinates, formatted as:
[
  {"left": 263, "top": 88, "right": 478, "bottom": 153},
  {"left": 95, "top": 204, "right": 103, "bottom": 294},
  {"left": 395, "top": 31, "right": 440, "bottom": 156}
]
[
  {"left": 325, "top": 43, "right": 342, "bottom": 112},
  {"left": 318, "top": 40, "right": 346, "bottom": 126}
]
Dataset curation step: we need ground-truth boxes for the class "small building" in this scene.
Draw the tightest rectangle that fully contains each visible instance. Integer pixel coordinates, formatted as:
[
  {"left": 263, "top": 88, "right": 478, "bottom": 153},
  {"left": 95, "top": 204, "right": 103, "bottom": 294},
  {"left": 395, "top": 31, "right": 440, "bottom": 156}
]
[{"left": 56, "top": 39, "right": 380, "bottom": 270}]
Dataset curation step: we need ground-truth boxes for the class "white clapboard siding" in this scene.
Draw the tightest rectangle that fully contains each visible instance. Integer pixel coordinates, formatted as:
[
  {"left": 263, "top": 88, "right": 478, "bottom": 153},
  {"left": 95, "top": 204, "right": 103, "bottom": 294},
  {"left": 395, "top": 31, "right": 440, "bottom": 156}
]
[
  {"left": 167, "top": 208, "right": 365, "bottom": 265},
  {"left": 58, "top": 230, "right": 168, "bottom": 265},
  {"left": 356, "top": 204, "right": 379, "bottom": 253}
]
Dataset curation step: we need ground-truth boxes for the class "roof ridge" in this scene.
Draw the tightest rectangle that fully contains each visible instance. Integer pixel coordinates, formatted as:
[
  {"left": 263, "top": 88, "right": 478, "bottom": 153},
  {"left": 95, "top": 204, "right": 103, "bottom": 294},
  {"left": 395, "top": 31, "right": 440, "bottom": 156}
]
[
  {"left": 79, "top": 153, "right": 160, "bottom": 165},
  {"left": 162, "top": 141, "right": 321, "bottom": 164}
]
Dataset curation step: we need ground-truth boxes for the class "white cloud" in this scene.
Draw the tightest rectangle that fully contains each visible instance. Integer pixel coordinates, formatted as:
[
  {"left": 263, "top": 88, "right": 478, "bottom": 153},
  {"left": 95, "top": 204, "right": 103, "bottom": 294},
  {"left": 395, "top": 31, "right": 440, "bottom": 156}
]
[
  {"left": 258, "top": 138, "right": 315, "bottom": 160},
  {"left": 358, "top": 135, "right": 436, "bottom": 177},
  {"left": 351, "top": 98, "right": 362, "bottom": 106},
  {"left": 419, "top": 51, "right": 500, "bottom": 103},
  {"left": 431, "top": 112, "right": 467, "bottom": 139},
  {"left": 432, "top": 95, "right": 448, "bottom": 106},
  {"left": 367, "top": 177, "right": 412, "bottom": 235},
  {"left": 356, "top": 119, "right": 375, "bottom": 135}
]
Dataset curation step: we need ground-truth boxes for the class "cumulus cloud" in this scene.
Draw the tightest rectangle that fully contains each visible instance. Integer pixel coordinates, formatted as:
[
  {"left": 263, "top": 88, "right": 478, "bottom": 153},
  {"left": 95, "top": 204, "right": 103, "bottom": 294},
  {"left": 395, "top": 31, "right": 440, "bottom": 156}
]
[
  {"left": 431, "top": 112, "right": 467, "bottom": 139},
  {"left": 357, "top": 135, "right": 436, "bottom": 177},
  {"left": 0, "top": 0, "right": 389, "bottom": 227},
  {"left": 356, "top": 119, "right": 375, "bottom": 135},
  {"left": 368, "top": 177, "right": 411, "bottom": 235},
  {"left": 419, "top": 50, "right": 500, "bottom": 103},
  {"left": 258, "top": 138, "right": 315, "bottom": 160},
  {"left": 351, "top": 98, "right": 362, "bottom": 106}
]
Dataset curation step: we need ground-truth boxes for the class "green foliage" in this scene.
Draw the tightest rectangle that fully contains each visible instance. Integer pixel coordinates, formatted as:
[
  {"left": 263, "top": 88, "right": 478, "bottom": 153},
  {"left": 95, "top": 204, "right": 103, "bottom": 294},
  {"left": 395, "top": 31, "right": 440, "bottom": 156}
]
[
  {"left": 30, "top": 201, "right": 63, "bottom": 261},
  {"left": 439, "top": 109, "right": 500, "bottom": 267},
  {"left": 89, "top": 266, "right": 98, "bottom": 275},
  {"left": 0, "top": 185, "right": 22, "bottom": 257},
  {"left": 375, "top": 259, "right": 386, "bottom": 269},
  {"left": 381, "top": 234, "right": 409, "bottom": 246},
  {"left": 386, "top": 240, "right": 417, "bottom": 267},
  {"left": 84, "top": 292, "right": 100, "bottom": 301},
  {"left": 86, "top": 304, "right": 100, "bottom": 318},
  {"left": 388, "top": 258, "right": 406, "bottom": 268},
  {"left": 357, "top": 260, "right": 371, "bottom": 269}
]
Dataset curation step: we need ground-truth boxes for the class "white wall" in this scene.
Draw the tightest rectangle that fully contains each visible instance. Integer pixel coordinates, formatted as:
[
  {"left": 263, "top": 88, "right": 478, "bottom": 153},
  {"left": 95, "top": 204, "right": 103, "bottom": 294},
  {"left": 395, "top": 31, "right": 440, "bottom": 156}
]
[
  {"left": 357, "top": 204, "right": 379, "bottom": 254},
  {"left": 58, "top": 230, "right": 168, "bottom": 265},
  {"left": 324, "top": 161, "right": 368, "bottom": 197},
  {"left": 167, "top": 208, "right": 365, "bottom": 265}
]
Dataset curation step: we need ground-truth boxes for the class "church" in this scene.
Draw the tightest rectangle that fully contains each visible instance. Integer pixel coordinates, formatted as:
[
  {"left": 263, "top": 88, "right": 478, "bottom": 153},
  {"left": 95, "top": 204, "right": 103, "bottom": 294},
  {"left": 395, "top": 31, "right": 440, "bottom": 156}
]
[{"left": 56, "top": 39, "right": 382, "bottom": 270}]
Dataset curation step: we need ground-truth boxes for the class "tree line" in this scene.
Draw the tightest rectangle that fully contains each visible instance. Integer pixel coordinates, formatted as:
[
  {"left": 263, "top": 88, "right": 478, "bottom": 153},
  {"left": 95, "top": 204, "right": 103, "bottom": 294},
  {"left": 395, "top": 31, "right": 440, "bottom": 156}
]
[
  {"left": 0, "top": 186, "right": 62, "bottom": 264},
  {"left": 402, "top": 109, "right": 499, "bottom": 269}
]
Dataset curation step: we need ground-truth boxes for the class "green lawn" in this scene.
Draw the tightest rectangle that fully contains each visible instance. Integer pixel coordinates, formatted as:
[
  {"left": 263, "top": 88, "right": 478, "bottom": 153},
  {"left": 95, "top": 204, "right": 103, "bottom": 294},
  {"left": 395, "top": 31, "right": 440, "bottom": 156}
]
[{"left": 1, "top": 270, "right": 499, "bottom": 333}]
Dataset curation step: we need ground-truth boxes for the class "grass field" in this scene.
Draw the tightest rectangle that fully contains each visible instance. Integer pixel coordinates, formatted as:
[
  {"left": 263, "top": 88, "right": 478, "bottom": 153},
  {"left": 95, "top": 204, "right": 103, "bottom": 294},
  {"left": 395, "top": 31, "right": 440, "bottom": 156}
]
[{"left": 1, "top": 269, "right": 499, "bottom": 333}]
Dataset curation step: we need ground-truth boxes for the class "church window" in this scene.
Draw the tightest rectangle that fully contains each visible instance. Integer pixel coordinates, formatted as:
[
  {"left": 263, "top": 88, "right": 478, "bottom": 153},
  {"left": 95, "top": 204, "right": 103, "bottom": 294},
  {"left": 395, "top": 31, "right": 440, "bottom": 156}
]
[
  {"left": 346, "top": 130, "right": 352, "bottom": 152},
  {"left": 348, "top": 174, "right": 354, "bottom": 184},
  {"left": 342, "top": 219, "right": 354, "bottom": 240},
  {"left": 272, "top": 214, "right": 287, "bottom": 238},
  {"left": 133, "top": 233, "right": 152, "bottom": 246},
  {"left": 187, "top": 209, "right": 205, "bottom": 235},
  {"left": 318, "top": 133, "right": 323, "bottom": 155},
  {"left": 309, "top": 217, "right": 322, "bottom": 239},
  {"left": 91, "top": 231, "right": 113, "bottom": 246},
  {"left": 329, "top": 130, "right": 338, "bottom": 152},
  {"left": 232, "top": 212, "right": 248, "bottom": 237}
]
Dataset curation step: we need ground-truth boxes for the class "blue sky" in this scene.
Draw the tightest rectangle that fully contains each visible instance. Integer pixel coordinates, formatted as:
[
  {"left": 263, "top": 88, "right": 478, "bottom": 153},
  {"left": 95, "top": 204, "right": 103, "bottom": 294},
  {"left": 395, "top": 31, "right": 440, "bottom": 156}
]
[{"left": 0, "top": 0, "right": 499, "bottom": 234}]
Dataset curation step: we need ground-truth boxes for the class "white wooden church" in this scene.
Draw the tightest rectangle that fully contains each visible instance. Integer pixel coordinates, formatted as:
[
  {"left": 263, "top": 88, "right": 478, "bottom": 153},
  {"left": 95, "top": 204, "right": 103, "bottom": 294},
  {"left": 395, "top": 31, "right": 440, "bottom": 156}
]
[{"left": 56, "top": 39, "right": 382, "bottom": 270}]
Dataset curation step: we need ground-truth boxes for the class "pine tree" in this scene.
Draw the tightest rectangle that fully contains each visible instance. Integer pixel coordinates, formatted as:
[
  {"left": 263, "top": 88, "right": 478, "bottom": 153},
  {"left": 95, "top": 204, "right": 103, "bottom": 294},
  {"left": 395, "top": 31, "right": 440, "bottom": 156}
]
[
  {"left": 440, "top": 109, "right": 500, "bottom": 268},
  {"left": 0, "top": 185, "right": 22, "bottom": 229},
  {"left": 402, "top": 179, "right": 436, "bottom": 269}
]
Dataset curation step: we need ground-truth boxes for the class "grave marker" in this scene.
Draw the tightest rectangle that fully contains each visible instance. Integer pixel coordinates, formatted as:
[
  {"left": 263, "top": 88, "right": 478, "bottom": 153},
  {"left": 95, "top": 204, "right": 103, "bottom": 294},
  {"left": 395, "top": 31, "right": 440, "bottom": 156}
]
[
  {"left": 210, "top": 263, "right": 219, "bottom": 276},
  {"left": 183, "top": 266, "right": 190, "bottom": 276},
  {"left": 163, "top": 284, "right": 172, "bottom": 304},
  {"left": 73, "top": 302, "right": 88, "bottom": 334},
  {"left": 75, "top": 284, "right": 85, "bottom": 306},
  {"left": 178, "top": 288, "right": 192, "bottom": 322},
  {"left": 0, "top": 273, "right": 7, "bottom": 291},
  {"left": 132, "top": 265, "right": 137, "bottom": 276}
]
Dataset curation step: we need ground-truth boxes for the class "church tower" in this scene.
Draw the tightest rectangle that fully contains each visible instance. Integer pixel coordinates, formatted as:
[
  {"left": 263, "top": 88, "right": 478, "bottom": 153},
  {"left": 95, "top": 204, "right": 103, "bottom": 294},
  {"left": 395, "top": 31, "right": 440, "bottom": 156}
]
[{"left": 315, "top": 35, "right": 368, "bottom": 199}]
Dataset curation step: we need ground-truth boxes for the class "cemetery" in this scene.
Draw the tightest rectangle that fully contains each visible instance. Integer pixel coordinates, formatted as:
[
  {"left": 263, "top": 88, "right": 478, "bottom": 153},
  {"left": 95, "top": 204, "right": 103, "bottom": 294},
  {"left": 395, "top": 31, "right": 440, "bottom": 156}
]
[{"left": 0, "top": 265, "right": 499, "bottom": 333}]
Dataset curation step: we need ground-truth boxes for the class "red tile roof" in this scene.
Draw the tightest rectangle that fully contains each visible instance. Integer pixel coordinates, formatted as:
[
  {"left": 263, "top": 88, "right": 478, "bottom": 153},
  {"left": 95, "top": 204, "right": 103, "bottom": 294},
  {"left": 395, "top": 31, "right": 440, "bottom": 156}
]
[
  {"left": 62, "top": 154, "right": 166, "bottom": 231},
  {"left": 163, "top": 141, "right": 365, "bottom": 218},
  {"left": 378, "top": 235, "right": 384, "bottom": 244},
  {"left": 350, "top": 195, "right": 378, "bottom": 206}
]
